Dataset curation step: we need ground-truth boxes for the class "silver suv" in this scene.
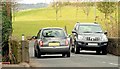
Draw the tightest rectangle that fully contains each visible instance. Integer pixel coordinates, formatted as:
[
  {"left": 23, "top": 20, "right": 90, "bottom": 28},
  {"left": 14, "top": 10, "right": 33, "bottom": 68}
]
[{"left": 71, "top": 22, "right": 108, "bottom": 55}]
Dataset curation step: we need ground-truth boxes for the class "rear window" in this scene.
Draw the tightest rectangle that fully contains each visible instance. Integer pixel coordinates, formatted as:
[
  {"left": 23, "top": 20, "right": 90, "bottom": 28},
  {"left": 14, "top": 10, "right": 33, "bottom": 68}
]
[{"left": 42, "top": 29, "right": 66, "bottom": 38}]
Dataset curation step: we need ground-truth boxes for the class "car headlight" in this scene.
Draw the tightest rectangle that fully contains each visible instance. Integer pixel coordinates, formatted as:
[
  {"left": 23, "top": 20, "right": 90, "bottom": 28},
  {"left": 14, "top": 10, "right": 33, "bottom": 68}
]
[
  {"left": 78, "top": 35, "right": 83, "bottom": 40},
  {"left": 102, "top": 35, "right": 108, "bottom": 41}
]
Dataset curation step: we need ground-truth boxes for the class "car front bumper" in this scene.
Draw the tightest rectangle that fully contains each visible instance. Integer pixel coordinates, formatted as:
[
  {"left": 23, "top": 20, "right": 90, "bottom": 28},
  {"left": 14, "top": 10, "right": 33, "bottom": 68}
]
[
  {"left": 40, "top": 46, "right": 70, "bottom": 53},
  {"left": 76, "top": 41, "right": 108, "bottom": 49}
]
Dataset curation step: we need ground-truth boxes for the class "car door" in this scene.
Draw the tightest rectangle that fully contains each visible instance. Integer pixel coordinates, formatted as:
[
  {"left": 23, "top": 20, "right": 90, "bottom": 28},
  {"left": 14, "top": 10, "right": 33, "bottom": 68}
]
[
  {"left": 72, "top": 24, "right": 79, "bottom": 42},
  {"left": 34, "top": 29, "right": 41, "bottom": 50}
]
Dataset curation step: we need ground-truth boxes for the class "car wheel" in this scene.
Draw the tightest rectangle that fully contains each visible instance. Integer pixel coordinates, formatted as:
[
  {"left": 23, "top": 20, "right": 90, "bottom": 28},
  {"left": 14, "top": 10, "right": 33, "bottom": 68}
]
[
  {"left": 96, "top": 50, "right": 101, "bottom": 55},
  {"left": 37, "top": 49, "right": 41, "bottom": 58},
  {"left": 74, "top": 44, "right": 80, "bottom": 54},
  {"left": 71, "top": 47, "right": 74, "bottom": 53},
  {"left": 67, "top": 52, "right": 70, "bottom": 57},
  {"left": 34, "top": 50, "right": 37, "bottom": 57},
  {"left": 102, "top": 47, "right": 107, "bottom": 55},
  {"left": 62, "top": 53, "right": 66, "bottom": 57}
]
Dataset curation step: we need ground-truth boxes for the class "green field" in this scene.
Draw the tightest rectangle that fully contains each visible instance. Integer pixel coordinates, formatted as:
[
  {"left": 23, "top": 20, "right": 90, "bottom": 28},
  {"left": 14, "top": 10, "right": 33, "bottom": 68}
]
[{"left": 13, "top": 6, "right": 108, "bottom": 39}]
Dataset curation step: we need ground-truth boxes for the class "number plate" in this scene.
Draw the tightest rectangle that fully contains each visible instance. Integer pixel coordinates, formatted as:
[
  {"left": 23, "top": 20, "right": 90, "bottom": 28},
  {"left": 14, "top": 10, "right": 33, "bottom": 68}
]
[
  {"left": 49, "top": 43, "right": 60, "bottom": 46},
  {"left": 88, "top": 43, "right": 98, "bottom": 46}
]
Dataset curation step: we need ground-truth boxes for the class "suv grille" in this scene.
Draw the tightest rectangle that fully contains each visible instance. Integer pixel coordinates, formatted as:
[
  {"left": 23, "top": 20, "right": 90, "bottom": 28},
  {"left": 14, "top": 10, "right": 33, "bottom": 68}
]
[{"left": 86, "top": 37, "right": 100, "bottom": 41}]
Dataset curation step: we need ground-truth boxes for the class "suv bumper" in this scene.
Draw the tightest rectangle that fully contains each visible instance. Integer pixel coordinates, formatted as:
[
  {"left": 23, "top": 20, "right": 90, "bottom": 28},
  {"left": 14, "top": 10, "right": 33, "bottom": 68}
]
[{"left": 76, "top": 41, "right": 108, "bottom": 50}]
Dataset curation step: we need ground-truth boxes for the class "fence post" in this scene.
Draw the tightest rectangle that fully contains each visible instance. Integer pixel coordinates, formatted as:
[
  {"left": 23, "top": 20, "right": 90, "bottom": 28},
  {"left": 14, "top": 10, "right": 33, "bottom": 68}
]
[
  {"left": 21, "top": 34, "right": 25, "bottom": 62},
  {"left": 25, "top": 40, "right": 29, "bottom": 63},
  {"left": 21, "top": 34, "right": 29, "bottom": 63}
]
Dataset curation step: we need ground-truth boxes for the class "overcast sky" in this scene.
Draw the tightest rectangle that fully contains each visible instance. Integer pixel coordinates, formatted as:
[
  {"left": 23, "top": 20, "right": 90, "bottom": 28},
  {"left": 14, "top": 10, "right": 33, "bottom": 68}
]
[
  {"left": 17, "top": 0, "right": 53, "bottom": 4},
  {"left": 17, "top": 0, "right": 119, "bottom": 4}
]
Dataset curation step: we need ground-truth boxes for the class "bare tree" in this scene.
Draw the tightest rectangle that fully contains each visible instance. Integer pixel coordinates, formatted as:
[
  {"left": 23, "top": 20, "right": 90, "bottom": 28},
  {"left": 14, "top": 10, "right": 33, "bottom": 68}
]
[
  {"left": 59, "top": 0, "right": 62, "bottom": 17},
  {"left": 82, "top": 2, "right": 91, "bottom": 19},
  {"left": 97, "top": 2, "right": 117, "bottom": 36},
  {"left": 97, "top": 2, "right": 116, "bottom": 19},
  {"left": 11, "top": 2, "right": 19, "bottom": 21},
  {"left": 76, "top": 0, "right": 79, "bottom": 19},
  {"left": 53, "top": 0, "right": 62, "bottom": 20}
]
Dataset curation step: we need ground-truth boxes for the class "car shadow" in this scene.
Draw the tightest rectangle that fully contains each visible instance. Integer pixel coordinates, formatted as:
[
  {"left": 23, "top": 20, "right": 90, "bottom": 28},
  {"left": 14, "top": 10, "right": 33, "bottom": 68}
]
[
  {"left": 32, "top": 55, "right": 69, "bottom": 59},
  {"left": 79, "top": 52, "right": 100, "bottom": 55},
  {"left": 73, "top": 51, "right": 103, "bottom": 55},
  {"left": 40, "top": 56, "right": 64, "bottom": 59}
]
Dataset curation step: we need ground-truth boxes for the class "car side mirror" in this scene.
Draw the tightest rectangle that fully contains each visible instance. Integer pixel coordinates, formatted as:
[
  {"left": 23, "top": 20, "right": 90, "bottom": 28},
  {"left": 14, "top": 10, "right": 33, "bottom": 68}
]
[
  {"left": 104, "top": 31, "right": 107, "bottom": 35},
  {"left": 32, "top": 36, "right": 37, "bottom": 39},
  {"left": 72, "top": 30, "right": 76, "bottom": 33},
  {"left": 68, "top": 34, "right": 71, "bottom": 37}
]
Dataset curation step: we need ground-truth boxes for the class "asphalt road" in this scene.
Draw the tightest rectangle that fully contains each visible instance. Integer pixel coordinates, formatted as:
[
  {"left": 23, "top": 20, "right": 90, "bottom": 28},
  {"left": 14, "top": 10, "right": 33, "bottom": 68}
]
[{"left": 29, "top": 40, "right": 119, "bottom": 67}]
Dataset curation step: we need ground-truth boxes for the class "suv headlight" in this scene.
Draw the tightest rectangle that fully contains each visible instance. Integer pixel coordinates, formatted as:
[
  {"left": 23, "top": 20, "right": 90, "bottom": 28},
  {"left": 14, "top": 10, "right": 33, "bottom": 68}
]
[
  {"left": 78, "top": 35, "right": 83, "bottom": 40},
  {"left": 102, "top": 35, "right": 108, "bottom": 41}
]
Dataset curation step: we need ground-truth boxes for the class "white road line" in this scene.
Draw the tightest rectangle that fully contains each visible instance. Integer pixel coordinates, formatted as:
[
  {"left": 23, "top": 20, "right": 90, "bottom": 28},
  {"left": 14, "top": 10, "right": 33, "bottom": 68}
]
[
  {"left": 102, "top": 61, "right": 106, "bottom": 63},
  {"left": 100, "top": 61, "right": 118, "bottom": 66},
  {"left": 109, "top": 63, "right": 118, "bottom": 66}
]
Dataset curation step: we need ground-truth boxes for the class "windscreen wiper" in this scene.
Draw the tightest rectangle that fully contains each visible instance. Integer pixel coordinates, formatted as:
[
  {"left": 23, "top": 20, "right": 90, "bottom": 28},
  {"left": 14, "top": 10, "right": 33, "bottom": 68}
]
[
  {"left": 44, "top": 36, "right": 55, "bottom": 37},
  {"left": 94, "top": 31, "right": 103, "bottom": 33},
  {"left": 83, "top": 31, "right": 92, "bottom": 33}
]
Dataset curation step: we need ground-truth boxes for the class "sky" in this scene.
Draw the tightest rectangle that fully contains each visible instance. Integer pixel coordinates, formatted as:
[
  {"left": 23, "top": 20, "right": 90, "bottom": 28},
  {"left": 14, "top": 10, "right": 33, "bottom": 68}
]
[
  {"left": 17, "top": 0, "right": 119, "bottom": 4},
  {"left": 17, "top": 0, "right": 53, "bottom": 4}
]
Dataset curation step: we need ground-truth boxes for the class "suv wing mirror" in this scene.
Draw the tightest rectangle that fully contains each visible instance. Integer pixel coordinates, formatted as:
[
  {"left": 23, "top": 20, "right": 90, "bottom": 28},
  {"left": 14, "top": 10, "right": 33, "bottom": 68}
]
[
  {"left": 104, "top": 31, "right": 107, "bottom": 35},
  {"left": 72, "top": 30, "right": 76, "bottom": 33},
  {"left": 32, "top": 36, "right": 37, "bottom": 39}
]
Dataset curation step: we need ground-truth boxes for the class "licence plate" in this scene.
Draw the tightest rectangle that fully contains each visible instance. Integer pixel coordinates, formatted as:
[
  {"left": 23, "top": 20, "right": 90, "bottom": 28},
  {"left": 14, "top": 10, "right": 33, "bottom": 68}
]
[
  {"left": 49, "top": 43, "right": 60, "bottom": 46},
  {"left": 88, "top": 43, "right": 98, "bottom": 46}
]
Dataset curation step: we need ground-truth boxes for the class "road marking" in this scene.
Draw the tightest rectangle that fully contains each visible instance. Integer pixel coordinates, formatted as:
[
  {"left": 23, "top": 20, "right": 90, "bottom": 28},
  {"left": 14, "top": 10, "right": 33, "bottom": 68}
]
[
  {"left": 109, "top": 63, "right": 118, "bottom": 66},
  {"left": 102, "top": 62, "right": 106, "bottom": 63}
]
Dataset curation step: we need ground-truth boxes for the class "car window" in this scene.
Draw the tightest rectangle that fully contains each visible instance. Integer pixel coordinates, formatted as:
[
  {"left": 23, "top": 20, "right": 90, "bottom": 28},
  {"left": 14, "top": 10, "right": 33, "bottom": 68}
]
[
  {"left": 42, "top": 29, "right": 66, "bottom": 38},
  {"left": 76, "top": 25, "right": 79, "bottom": 31},
  {"left": 78, "top": 25, "right": 103, "bottom": 33},
  {"left": 73, "top": 23, "right": 78, "bottom": 31}
]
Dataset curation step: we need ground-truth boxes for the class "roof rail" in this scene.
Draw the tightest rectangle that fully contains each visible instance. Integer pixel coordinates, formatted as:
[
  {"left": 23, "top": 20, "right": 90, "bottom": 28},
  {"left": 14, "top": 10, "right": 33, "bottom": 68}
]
[
  {"left": 76, "top": 21, "right": 80, "bottom": 23},
  {"left": 94, "top": 22, "right": 98, "bottom": 24}
]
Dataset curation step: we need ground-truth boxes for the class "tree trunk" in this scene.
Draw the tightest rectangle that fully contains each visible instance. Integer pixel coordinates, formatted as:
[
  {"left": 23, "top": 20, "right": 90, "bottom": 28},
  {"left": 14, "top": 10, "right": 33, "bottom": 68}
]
[{"left": 56, "top": 10, "right": 58, "bottom": 20}]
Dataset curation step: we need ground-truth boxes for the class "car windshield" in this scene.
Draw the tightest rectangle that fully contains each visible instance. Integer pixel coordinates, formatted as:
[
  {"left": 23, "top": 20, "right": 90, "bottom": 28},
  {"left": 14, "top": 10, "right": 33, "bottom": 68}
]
[
  {"left": 42, "top": 29, "right": 66, "bottom": 38},
  {"left": 78, "top": 25, "right": 103, "bottom": 33}
]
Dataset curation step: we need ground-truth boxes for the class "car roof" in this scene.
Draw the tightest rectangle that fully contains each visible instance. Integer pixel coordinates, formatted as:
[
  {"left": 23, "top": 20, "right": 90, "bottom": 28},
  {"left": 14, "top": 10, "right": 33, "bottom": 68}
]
[
  {"left": 41, "top": 27, "right": 64, "bottom": 30},
  {"left": 77, "top": 22, "right": 100, "bottom": 25}
]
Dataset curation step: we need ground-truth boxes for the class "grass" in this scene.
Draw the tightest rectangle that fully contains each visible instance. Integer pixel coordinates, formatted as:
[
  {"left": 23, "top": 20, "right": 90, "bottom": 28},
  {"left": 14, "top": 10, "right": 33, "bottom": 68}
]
[
  {"left": 13, "top": 6, "right": 115, "bottom": 39},
  {"left": 15, "top": 6, "right": 103, "bottom": 21}
]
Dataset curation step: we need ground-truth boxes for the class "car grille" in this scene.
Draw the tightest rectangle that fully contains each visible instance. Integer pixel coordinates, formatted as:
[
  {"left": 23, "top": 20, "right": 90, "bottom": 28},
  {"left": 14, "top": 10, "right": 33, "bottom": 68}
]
[{"left": 86, "top": 37, "right": 100, "bottom": 41}]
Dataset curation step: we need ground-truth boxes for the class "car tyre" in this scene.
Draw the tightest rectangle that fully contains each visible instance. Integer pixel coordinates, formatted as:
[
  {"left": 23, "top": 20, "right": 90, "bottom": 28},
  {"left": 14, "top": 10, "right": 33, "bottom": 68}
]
[
  {"left": 96, "top": 49, "right": 101, "bottom": 55},
  {"left": 74, "top": 44, "right": 80, "bottom": 54},
  {"left": 34, "top": 50, "right": 37, "bottom": 57},
  {"left": 37, "top": 49, "right": 41, "bottom": 58},
  {"left": 67, "top": 52, "right": 70, "bottom": 57},
  {"left": 71, "top": 47, "right": 74, "bottom": 53},
  {"left": 102, "top": 47, "right": 107, "bottom": 55},
  {"left": 62, "top": 53, "right": 66, "bottom": 57}
]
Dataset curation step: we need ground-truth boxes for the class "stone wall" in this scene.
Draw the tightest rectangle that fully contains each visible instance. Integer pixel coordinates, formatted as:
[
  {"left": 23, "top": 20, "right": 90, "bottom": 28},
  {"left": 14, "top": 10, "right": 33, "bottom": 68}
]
[{"left": 108, "top": 37, "right": 120, "bottom": 56}]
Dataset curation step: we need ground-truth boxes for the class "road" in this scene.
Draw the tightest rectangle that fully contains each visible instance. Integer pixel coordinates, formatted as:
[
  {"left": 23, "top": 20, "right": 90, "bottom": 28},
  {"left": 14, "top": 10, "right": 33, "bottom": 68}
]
[{"left": 29, "top": 40, "right": 119, "bottom": 67}]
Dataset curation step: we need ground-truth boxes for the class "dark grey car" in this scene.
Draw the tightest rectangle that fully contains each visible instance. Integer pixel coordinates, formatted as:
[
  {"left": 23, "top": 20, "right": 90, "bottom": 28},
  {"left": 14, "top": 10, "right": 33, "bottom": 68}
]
[
  {"left": 71, "top": 22, "right": 108, "bottom": 55},
  {"left": 34, "top": 27, "right": 70, "bottom": 58}
]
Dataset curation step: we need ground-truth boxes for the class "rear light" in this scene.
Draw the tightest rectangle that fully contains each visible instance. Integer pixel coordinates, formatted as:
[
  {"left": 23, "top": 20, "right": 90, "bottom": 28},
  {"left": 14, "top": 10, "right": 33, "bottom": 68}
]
[
  {"left": 39, "top": 41, "right": 43, "bottom": 46},
  {"left": 65, "top": 40, "right": 69, "bottom": 46}
]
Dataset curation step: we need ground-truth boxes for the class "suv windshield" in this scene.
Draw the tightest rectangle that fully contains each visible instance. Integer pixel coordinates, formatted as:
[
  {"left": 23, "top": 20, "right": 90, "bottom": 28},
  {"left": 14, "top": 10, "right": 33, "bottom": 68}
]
[
  {"left": 78, "top": 25, "right": 103, "bottom": 33},
  {"left": 42, "top": 29, "right": 66, "bottom": 38}
]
